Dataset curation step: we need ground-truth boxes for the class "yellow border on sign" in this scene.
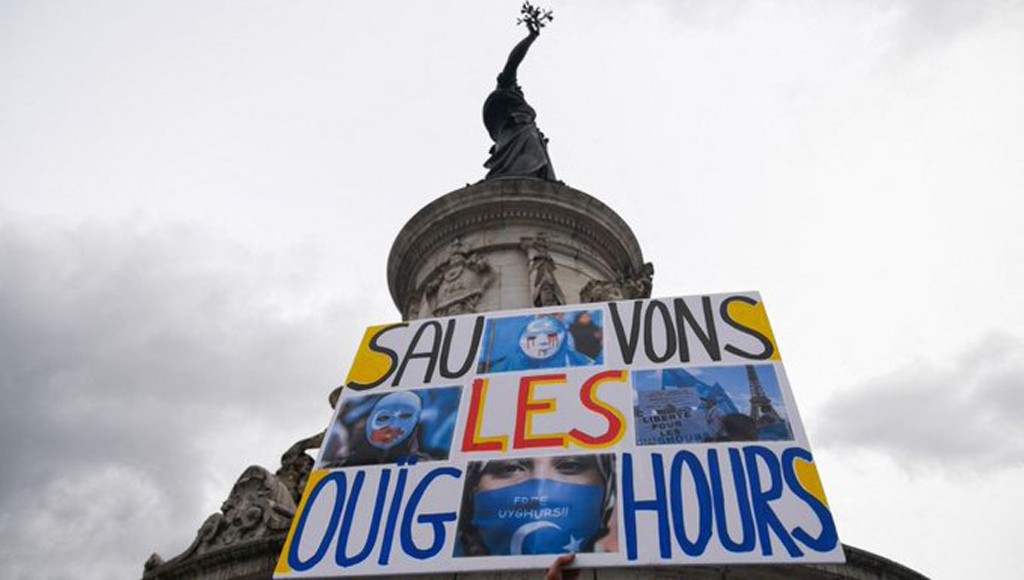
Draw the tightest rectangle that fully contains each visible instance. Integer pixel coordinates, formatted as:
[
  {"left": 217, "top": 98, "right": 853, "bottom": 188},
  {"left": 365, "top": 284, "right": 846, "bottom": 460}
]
[{"left": 274, "top": 469, "right": 332, "bottom": 576}]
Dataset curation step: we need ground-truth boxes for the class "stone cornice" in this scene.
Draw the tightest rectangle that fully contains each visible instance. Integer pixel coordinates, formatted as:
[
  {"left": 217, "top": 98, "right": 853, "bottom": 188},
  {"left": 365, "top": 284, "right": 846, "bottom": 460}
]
[{"left": 143, "top": 536, "right": 284, "bottom": 580}]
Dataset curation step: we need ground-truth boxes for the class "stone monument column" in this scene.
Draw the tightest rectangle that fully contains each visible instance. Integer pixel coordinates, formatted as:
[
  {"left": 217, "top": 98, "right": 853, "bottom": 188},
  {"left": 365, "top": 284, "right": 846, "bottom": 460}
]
[{"left": 388, "top": 177, "right": 654, "bottom": 321}]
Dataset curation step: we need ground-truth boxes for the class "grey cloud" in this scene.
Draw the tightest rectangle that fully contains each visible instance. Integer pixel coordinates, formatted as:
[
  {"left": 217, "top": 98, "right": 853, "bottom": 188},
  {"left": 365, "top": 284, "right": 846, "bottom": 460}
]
[
  {"left": 0, "top": 217, "right": 350, "bottom": 579},
  {"left": 890, "top": 0, "right": 1006, "bottom": 47},
  {"left": 816, "top": 333, "right": 1024, "bottom": 472}
]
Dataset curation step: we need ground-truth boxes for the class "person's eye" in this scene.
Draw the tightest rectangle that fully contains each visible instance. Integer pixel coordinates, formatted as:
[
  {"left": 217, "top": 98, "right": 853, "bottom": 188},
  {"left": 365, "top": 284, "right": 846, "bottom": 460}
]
[
  {"left": 397, "top": 412, "right": 413, "bottom": 420},
  {"left": 555, "top": 458, "right": 591, "bottom": 475},
  {"left": 485, "top": 461, "right": 527, "bottom": 478},
  {"left": 498, "top": 463, "right": 524, "bottom": 475},
  {"left": 376, "top": 413, "right": 392, "bottom": 422}
]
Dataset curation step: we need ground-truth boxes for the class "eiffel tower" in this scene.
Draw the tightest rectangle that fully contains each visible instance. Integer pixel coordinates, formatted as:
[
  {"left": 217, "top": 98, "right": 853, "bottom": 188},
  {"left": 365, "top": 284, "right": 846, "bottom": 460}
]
[{"left": 747, "top": 364, "right": 782, "bottom": 426}]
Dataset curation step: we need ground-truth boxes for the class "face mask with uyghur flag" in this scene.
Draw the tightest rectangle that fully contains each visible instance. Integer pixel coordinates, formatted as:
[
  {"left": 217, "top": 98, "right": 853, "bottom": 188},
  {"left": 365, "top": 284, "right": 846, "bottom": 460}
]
[{"left": 471, "top": 479, "right": 604, "bottom": 555}]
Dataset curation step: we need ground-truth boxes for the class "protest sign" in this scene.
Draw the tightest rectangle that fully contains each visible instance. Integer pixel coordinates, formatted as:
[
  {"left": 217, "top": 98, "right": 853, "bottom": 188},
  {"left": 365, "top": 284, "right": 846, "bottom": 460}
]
[{"left": 274, "top": 292, "right": 843, "bottom": 577}]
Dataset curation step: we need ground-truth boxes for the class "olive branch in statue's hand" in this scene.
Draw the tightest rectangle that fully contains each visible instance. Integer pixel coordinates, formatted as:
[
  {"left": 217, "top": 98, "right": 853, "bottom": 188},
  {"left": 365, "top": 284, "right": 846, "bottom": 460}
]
[{"left": 517, "top": 1, "right": 553, "bottom": 34}]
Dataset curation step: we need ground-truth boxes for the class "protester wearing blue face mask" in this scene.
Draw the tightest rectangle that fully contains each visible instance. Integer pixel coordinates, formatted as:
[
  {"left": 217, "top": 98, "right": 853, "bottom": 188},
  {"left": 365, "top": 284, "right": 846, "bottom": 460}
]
[
  {"left": 321, "top": 391, "right": 432, "bottom": 468},
  {"left": 456, "top": 454, "right": 617, "bottom": 557},
  {"left": 484, "top": 315, "right": 597, "bottom": 373},
  {"left": 364, "top": 391, "right": 422, "bottom": 450}
]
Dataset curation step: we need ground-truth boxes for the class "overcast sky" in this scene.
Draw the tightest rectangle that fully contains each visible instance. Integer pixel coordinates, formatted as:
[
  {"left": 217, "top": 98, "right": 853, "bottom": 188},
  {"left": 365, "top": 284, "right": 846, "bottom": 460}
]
[{"left": 2, "top": 1, "right": 1022, "bottom": 578}]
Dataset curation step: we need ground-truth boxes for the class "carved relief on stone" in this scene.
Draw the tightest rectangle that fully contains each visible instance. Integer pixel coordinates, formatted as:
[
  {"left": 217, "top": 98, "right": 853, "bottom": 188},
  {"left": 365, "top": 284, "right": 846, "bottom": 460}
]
[
  {"left": 521, "top": 232, "right": 565, "bottom": 307},
  {"left": 579, "top": 279, "right": 626, "bottom": 303},
  {"left": 217, "top": 466, "right": 296, "bottom": 544},
  {"left": 421, "top": 239, "right": 494, "bottom": 317},
  {"left": 145, "top": 466, "right": 296, "bottom": 571},
  {"left": 275, "top": 431, "right": 324, "bottom": 504},
  {"left": 579, "top": 261, "right": 655, "bottom": 303},
  {"left": 404, "top": 289, "right": 424, "bottom": 320},
  {"left": 623, "top": 261, "right": 654, "bottom": 299}
]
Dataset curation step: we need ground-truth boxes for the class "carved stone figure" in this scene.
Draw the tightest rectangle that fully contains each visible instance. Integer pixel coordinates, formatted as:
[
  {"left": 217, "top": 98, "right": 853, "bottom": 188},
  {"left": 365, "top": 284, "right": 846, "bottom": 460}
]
[
  {"left": 405, "top": 289, "right": 423, "bottom": 320},
  {"left": 482, "top": 5, "right": 556, "bottom": 180},
  {"left": 622, "top": 262, "right": 655, "bottom": 299},
  {"left": 275, "top": 432, "right": 324, "bottom": 504},
  {"left": 580, "top": 262, "right": 655, "bottom": 303},
  {"left": 145, "top": 466, "right": 295, "bottom": 570},
  {"left": 521, "top": 233, "right": 565, "bottom": 306},
  {"left": 216, "top": 467, "right": 295, "bottom": 544},
  {"left": 422, "top": 239, "right": 494, "bottom": 317},
  {"left": 579, "top": 279, "right": 627, "bottom": 303}
]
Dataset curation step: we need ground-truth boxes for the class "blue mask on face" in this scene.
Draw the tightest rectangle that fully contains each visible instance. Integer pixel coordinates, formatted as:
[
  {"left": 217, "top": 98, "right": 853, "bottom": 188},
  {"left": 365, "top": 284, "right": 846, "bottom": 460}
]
[
  {"left": 365, "top": 391, "right": 422, "bottom": 451},
  {"left": 472, "top": 479, "right": 604, "bottom": 556},
  {"left": 518, "top": 317, "right": 567, "bottom": 362}
]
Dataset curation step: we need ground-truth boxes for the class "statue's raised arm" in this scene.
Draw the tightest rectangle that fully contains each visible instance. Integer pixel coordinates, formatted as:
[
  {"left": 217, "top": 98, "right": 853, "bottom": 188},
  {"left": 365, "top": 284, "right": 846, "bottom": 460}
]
[
  {"left": 482, "top": 3, "right": 556, "bottom": 181},
  {"left": 497, "top": 20, "right": 539, "bottom": 88}
]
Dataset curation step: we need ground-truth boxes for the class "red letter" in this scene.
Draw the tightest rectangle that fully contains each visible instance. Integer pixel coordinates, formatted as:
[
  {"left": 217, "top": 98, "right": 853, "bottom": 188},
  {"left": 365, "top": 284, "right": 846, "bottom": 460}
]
[
  {"left": 569, "top": 370, "right": 627, "bottom": 448},
  {"left": 513, "top": 374, "right": 568, "bottom": 449},
  {"left": 461, "top": 378, "right": 508, "bottom": 452}
]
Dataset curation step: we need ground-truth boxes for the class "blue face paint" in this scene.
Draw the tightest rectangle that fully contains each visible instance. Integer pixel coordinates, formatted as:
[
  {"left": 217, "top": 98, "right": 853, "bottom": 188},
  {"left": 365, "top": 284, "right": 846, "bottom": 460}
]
[
  {"left": 472, "top": 479, "right": 604, "bottom": 555},
  {"left": 519, "top": 317, "right": 567, "bottom": 361},
  {"left": 366, "top": 391, "right": 422, "bottom": 451}
]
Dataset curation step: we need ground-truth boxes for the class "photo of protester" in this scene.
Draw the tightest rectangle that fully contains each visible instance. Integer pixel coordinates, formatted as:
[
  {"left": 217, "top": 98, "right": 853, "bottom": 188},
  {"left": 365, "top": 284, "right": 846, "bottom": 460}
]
[
  {"left": 455, "top": 454, "right": 617, "bottom": 557},
  {"left": 477, "top": 310, "right": 603, "bottom": 373},
  {"left": 318, "top": 386, "right": 462, "bottom": 468},
  {"left": 632, "top": 365, "right": 792, "bottom": 445}
]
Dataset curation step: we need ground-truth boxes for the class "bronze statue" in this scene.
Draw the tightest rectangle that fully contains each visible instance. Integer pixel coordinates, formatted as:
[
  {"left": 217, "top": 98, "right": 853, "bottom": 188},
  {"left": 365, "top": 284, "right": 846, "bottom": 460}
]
[{"left": 483, "top": 3, "right": 556, "bottom": 181}]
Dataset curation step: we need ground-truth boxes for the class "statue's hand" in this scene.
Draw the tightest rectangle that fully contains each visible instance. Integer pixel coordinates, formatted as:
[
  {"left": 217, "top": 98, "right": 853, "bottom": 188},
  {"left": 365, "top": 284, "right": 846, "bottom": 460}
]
[{"left": 517, "top": 2, "right": 551, "bottom": 35}]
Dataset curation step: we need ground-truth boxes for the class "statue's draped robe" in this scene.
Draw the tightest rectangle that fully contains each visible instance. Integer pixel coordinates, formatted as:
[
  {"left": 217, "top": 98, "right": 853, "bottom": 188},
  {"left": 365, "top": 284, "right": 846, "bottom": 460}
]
[{"left": 483, "top": 85, "right": 556, "bottom": 180}]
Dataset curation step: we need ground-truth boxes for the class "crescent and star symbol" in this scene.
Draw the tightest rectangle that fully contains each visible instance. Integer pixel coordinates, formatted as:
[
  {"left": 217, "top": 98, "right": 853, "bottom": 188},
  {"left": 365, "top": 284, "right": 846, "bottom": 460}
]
[
  {"left": 509, "top": 522, "right": 584, "bottom": 555},
  {"left": 509, "top": 521, "right": 560, "bottom": 555}
]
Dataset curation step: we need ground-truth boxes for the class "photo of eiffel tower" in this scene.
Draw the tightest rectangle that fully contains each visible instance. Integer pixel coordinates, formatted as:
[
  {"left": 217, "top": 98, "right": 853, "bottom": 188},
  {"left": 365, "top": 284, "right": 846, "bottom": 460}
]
[{"left": 746, "top": 364, "right": 783, "bottom": 427}]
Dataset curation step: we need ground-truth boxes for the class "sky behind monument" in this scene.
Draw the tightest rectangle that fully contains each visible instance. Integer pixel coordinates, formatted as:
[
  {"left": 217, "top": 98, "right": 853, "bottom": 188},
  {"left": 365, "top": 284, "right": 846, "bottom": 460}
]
[{"left": 1, "top": 1, "right": 1022, "bottom": 578}]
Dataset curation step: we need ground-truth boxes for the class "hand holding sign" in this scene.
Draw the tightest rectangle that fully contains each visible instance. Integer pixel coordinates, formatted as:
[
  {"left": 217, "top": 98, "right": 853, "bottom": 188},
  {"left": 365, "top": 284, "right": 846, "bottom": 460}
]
[{"left": 545, "top": 554, "right": 580, "bottom": 580}]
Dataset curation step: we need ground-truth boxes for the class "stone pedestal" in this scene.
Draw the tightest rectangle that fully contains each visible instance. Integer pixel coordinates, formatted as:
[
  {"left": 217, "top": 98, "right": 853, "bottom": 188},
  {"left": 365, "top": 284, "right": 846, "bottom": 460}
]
[{"left": 388, "top": 178, "right": 653, "bottom": 320}]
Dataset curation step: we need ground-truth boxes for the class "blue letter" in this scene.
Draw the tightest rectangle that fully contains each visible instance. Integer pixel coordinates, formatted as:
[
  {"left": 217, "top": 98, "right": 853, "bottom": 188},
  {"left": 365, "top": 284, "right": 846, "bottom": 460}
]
[
  {"left": 782, "top": 448, "right": 838, "bottom": 553},
  {"left": 668, "top": 450, "right": 712, "bottom": 556},
  {"left": 743, "top": 446, "right": 802, "bottom": 557},
  {"left": 376, "top": 465, "right": 409, "bottom": 565},
  {"left": 622, "top": 452, "right": 672, "bottom": 560},
  {"left": 288, "top": 472, "right": 347, "bottom": 572},
  {"left": 336, "top": 470, "right": 390, "bottom": 567},
  {"left": 709, "top": 448, "right": 755, "bottom": 553},
  {"left": 400, "top": 466, "right": 462, "bottom": 559}
]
